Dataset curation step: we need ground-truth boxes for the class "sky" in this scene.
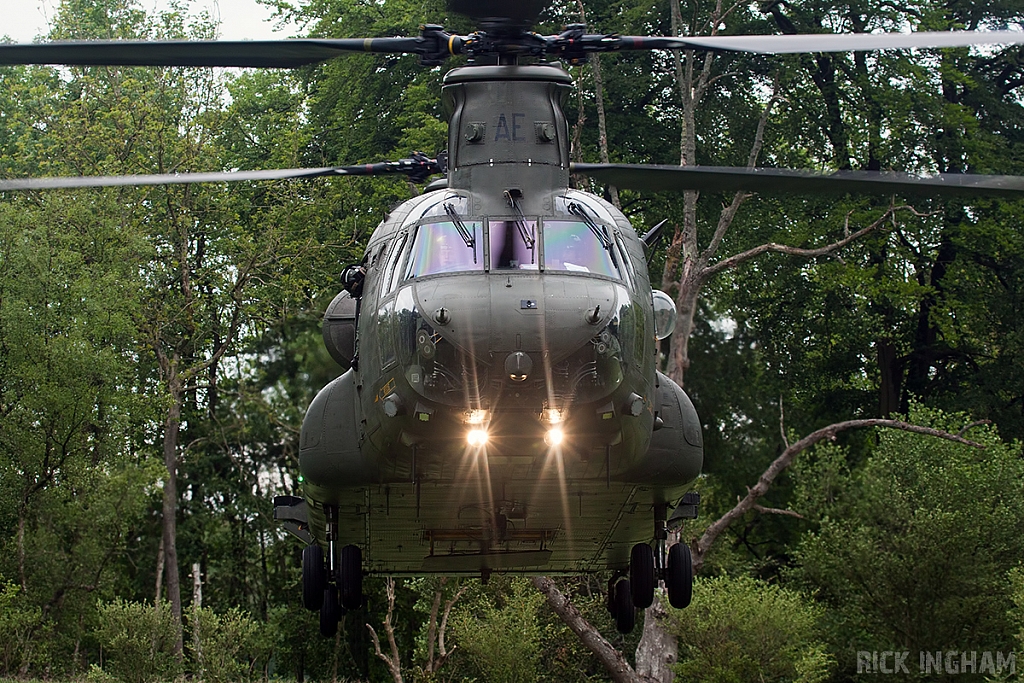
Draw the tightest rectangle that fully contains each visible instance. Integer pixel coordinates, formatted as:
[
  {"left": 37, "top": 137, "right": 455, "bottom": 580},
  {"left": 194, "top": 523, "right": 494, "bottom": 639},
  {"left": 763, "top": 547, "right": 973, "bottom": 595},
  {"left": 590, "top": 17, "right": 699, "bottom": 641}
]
[{"left": 0, "top": 0, "right": 302, "bottom": 42}]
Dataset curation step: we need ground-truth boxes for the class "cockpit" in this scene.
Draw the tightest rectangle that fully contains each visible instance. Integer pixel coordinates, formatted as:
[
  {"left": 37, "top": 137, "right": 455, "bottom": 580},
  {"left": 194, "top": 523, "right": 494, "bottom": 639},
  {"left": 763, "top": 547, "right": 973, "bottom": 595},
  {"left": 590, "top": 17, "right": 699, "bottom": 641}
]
[{"left": 400, "top": 200, "right": 629, "bottom": 281}]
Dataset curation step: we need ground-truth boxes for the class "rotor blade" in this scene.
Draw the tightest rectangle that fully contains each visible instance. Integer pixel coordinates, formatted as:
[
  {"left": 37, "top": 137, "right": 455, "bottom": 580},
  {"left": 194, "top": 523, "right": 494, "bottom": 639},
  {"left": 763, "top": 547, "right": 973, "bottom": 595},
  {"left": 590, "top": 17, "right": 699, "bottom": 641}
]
[
  {"left": 608, "top": 29, "right": 1024, "bottom": 54},
  {"left": 0, "top": 38, "right": 426, "bottom": 68},
  {"left": 0, "top": 158, "right": 443, "bottom": 191},
  {"left": 448, "top": 0, "right": 548, "bottom": 29},
  {"left": 571, "top": 164, "right": 1024, "bottom": 198}
]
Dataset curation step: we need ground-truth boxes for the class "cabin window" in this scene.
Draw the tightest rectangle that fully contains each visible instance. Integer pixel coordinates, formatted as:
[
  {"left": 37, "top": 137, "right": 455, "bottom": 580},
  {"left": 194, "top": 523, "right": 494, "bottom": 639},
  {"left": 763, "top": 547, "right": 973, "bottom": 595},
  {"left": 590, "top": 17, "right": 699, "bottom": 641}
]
[
  {"left": 382, "top": 233, "right": 408, "bottom": 295},
  {"left": 543, "top": 220, "right": 621, "bottom": 278},
  {"left": 489, "top": 220, "right": 538, "bottom": 269},
  {"left": 406, "top": 220, "right": 483, "bottom": 277}
]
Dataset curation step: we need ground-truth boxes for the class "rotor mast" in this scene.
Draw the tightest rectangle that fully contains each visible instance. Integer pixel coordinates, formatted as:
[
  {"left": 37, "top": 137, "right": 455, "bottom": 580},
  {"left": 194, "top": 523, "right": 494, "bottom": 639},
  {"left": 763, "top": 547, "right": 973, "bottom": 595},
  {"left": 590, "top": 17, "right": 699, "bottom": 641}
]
[{"left": 442, "top": 64, "right": 573, "bottom": 216}]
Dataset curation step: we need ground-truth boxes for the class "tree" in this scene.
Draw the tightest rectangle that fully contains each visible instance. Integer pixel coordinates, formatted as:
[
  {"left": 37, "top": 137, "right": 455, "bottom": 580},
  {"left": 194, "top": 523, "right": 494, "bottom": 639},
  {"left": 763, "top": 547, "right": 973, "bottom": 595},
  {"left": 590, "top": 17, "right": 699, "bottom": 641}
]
[{"left": 791, "top": 408, "right": 1024, "bottom": 676}]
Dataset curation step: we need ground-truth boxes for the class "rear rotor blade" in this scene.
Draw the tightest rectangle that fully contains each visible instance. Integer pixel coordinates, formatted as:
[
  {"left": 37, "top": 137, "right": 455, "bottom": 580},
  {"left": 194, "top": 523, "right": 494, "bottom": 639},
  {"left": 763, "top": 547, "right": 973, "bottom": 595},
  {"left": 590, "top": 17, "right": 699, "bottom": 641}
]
[
  {"left": 0, "top": 158, "right": 444, "bottom": 191},
  {"left": 609, "top": 29, "right": 1024, "bottom": 55},
  {"left": 0, "top": 37, "right": 426, "bottom": 68},
  {"left": 572, "top": 164, "right": 1024, "bottom": 198}
]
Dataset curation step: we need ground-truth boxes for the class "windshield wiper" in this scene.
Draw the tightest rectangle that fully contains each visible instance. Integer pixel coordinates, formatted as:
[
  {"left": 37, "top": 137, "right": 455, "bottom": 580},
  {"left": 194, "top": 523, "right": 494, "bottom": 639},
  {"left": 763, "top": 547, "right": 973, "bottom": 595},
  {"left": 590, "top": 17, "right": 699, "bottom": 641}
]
[
  {"left": 568, "top": 202, "right": 613, "bottom": 250},
  {"left": 444, "top": 202, "right": 477, "bottom": 263},
  {"left": 504, "top": 189, "right": 536, "bottom": 263}
]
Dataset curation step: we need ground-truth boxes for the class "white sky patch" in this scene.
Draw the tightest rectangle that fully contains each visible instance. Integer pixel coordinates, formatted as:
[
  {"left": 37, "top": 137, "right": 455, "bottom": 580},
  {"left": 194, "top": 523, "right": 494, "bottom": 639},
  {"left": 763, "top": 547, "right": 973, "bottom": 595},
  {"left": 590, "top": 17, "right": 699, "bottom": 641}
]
[{"left": 0, "top": 0, "right": 301, "bottom": 43}]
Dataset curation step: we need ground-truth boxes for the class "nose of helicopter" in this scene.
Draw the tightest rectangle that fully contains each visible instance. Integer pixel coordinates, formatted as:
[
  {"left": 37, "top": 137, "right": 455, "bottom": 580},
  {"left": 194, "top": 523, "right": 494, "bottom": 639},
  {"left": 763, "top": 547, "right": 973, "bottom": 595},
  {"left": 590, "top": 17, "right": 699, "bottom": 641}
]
[{"left": 411, "top": 271, "right": 624, "bottom": 390}]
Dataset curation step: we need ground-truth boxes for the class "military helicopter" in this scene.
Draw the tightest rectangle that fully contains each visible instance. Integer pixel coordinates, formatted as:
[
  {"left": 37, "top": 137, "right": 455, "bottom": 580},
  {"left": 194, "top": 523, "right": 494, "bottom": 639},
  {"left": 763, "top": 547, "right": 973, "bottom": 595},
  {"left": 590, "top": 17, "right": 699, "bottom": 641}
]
[{"left": 4, "top": 0, "right": 1024, "bottom": 638}]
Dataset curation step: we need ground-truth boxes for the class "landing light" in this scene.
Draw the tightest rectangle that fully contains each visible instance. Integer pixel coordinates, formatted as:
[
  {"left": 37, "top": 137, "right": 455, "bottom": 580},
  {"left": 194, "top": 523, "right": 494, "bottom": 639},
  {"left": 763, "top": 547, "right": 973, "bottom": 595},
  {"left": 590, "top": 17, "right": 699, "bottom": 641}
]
[
  {"left": 467, "top": 429, "right": 489, "bottom": 447},
  {"left": 545, "top": 428, "right": 565, "bottom": 447},
  {"left": 543, "top": 408, "right": 563, "bottom": 424}
]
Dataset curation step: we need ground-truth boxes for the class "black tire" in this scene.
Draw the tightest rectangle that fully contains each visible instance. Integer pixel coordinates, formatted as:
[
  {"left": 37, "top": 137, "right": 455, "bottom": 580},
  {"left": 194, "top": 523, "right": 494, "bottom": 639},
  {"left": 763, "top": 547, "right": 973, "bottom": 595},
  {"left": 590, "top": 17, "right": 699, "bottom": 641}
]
[
  {"left": 606, "top": 575, "right": 619, "bottom": 618},
  {"left": 339, "top": 544, "right": 363, "bottom": 610},
  {"left": 614, "top": 578, "right": 635, "bottom": 634},
  {"left": 302, "top": 544, "right": 326, "bottom": 611},
  {"left": 629, "top": 543, "right": 656, "bottom": 609},
  {"left": 319, "top": 587, "right": 340, "bottom": 638},
  {"left": 666, "top": 542, "right": 693, "bottom": 609}
]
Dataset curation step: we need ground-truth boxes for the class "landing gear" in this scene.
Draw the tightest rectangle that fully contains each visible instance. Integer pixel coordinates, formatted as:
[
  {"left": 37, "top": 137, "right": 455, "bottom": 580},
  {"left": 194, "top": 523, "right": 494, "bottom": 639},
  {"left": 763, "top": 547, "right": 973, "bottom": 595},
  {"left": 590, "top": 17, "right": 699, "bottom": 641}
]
[
  {"left": 613, "top": 578, "right": 635, "bottom": 634},
  {"left": 666, "top": 542, "right": 693, "bottom": 609},
  {"left": 338, "top": 544, "right": 363, "bottom": 610},
  {"left": 319, "top": 586, "right": 341, "bottom": 637},
  {"left": 629, "top": 543, "right": 655, "bottom": 609},
  {"left": 302, "top": 544, "right": 326, "bottom": 611},
  {"left": 307, "top": 506, "right": 365, "bottom": 633}
]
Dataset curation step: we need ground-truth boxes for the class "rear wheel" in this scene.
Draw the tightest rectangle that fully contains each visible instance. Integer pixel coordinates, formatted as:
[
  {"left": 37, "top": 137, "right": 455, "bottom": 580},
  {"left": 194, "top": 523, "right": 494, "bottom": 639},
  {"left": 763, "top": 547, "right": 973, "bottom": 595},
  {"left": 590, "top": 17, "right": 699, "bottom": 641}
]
[
  {"left": 302, "top": 544, "right": 325, "bottom": 611},
  {"left": 319, "top": 587, "right": 340, "bottom": 638},
  {"left": 614, "top": 579, "right": 635, "bottom": 634},
  {"left": 666, "top": 542, "right": 693, "bottom": 609},
  {"left": 606, "top": 575, "right": 619, "bottom": 619},
  {"left": 339, "top": 544, "right": 363, "bottom": 610},
  {"left": 629, "top": 543, "right": 656, "bottom": 609}
]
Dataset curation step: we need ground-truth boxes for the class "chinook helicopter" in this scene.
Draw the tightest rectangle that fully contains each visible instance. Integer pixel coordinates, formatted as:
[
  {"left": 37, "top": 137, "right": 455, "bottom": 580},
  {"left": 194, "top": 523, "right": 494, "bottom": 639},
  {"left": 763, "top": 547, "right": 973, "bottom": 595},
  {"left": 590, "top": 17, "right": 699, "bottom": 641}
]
[{"left": 4, "top": 0, "right": 1024, "bottom": 638}]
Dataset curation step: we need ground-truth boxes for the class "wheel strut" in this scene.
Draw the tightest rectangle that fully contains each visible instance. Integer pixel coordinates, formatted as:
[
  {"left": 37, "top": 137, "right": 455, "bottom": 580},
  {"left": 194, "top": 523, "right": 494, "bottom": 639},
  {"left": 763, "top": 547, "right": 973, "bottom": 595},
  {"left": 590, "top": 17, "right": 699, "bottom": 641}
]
[
  {"left": 654, "top": 503, "right": 668, "bottom": 577},
  {"left": 325, "top": 504, "right": 338, "bottom": 579}
]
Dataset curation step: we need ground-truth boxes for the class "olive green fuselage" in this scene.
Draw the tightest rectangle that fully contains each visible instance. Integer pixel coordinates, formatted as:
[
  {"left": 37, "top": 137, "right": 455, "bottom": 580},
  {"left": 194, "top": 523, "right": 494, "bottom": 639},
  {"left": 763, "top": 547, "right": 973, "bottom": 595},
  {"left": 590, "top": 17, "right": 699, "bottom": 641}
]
[{"left": 298, "top": 64, "right": 703, "bottom": 575}]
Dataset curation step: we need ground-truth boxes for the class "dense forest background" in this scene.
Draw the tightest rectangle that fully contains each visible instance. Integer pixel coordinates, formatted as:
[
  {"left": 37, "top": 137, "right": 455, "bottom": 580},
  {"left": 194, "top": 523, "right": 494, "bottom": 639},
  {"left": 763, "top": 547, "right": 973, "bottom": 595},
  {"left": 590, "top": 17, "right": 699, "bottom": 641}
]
[{"left": 2, "top": 0, "right": 1024, "bottom": 681}]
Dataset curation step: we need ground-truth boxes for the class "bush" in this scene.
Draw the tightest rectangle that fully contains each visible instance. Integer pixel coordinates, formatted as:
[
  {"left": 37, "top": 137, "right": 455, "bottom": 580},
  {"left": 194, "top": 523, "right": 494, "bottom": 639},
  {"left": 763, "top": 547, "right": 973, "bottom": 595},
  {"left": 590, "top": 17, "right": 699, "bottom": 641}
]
[
  {"left": 188, "top": 606, "right": 271, "bottom": 683},
  {"left": 0, "top": 580, "right": 46, "bottom": 677},
  {"left": 792, "top": 408, "right": 1024, "bottom": 672},
  {"left": 667, "top": 574, "right": 834, "bottom": 683},
  {"left": 450, "top": 577, "right": 543, "bottom": 683},
  {"left": 93, "top": 599, "right": 181, "bottom": 683}
]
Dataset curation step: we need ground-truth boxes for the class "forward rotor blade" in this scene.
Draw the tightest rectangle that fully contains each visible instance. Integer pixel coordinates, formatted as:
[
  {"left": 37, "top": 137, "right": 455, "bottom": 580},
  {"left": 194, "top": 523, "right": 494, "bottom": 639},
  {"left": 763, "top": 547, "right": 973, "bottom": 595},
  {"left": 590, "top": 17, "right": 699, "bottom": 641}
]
[
  {"left": 0, "top": 158, "right": 443, "bottom": 190},
  {"left": 609, "top": 29, "right": 1024, "bottom": 54},
  {"left": 0, "top": 38, "right": 425, "bottom": 68},
  {"left": 571, "top": 163, "right": 1024, "bottom": 198},
  {"left": 448, "top": 0, "right": 548, "bottom": 29}
]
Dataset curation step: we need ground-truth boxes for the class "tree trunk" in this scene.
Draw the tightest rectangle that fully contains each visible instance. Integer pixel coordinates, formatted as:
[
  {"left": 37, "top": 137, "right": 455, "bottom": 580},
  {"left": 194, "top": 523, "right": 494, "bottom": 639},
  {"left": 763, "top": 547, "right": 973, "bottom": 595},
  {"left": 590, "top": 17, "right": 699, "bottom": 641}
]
[
  {"left": 635, "top": 597, "right": 677, "bottom": 682},
  {"left": 161, "top": 378, "right": 184, "bottom": 656}
]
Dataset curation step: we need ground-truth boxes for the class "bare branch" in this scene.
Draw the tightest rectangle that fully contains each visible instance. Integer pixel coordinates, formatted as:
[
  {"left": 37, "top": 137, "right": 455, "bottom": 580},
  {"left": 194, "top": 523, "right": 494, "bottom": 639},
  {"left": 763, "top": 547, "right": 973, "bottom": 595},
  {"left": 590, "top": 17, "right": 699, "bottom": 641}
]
[
  {"left": 424, "top": 579, "right": 444, "bottom": 672},
  {"left": 701, "top": 204, "right": 910, "bottom": 281},
  {"left": 698, "top": 76, "right": 782, "bottom": 267},
  {"left": 779, "top": 396, "right": 789, "bottom": 449},
  {"left": 439, "top": 582, "right": 468, "bottom": 660},
  {"left": 693, "top": 418, "right": 986, "bottom": 572},
  {"left": 956, "top": 419, "right": 991, "bottom": 438},
  {"left": 366, "top": 578, "right": 403, "bottom": 683},
  {"left": 752, "top": 504, "right": 805, "bottom": 519},
  {"left": 532, "top": 576, "right": 641, "bottom": 683}
]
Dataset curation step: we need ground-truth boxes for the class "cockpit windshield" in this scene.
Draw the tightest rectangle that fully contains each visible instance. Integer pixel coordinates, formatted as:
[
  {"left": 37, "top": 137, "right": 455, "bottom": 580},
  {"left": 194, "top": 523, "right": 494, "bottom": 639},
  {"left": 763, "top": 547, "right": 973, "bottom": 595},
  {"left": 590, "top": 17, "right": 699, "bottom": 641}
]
[
  {"left": 405, "top": 220, "right": 484, "bottom": 277},
  {"left": 489, "top": 220, "right": 538, "bottom": 269},
  {"left": 544, "top": 220, "right": 621, "bottom": 278}
]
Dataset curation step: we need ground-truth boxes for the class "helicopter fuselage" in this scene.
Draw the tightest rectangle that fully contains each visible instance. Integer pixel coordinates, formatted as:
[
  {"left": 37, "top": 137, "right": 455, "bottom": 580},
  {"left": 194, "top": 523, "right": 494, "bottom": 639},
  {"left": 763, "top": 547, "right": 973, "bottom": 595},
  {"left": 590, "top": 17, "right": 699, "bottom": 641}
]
[{"left": 294, "top": 63, "right": 703, "bottom": 575}]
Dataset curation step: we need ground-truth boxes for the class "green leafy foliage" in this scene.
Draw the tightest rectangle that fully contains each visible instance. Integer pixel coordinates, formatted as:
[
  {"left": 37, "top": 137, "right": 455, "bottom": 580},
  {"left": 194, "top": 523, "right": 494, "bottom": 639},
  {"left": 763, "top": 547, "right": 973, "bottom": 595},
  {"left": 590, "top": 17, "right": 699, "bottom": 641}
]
[
  {"left": 0, "top": 581, "right": 45, "bottom": 676},
  {"left": 188, "top": 606, "right": 272, "bottom": 683},
  {"left": 667, "top": 574, "right": 834, "bottom": 683},
  {"left": 93, "top": 600, "right": 182, "bottom": 683},
  {"left": 792, "top": 408, "right": 1024, "bottom": 675},
  {"left": 450, "top": 577, "right": 544, "bottom": 683}
]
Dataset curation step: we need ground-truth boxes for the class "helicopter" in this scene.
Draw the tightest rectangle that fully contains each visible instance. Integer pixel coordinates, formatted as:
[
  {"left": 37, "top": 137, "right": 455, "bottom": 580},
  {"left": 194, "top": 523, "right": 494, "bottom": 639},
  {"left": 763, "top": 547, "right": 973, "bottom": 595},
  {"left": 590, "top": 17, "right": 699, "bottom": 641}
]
[{"left": 4, "top": 0, "right": 1024, "bottom": 638}]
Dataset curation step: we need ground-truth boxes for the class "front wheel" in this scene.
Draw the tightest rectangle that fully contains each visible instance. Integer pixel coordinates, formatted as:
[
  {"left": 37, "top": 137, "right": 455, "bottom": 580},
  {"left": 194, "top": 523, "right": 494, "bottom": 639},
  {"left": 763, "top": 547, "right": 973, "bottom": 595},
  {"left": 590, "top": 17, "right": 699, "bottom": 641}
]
[
  {"left": 629, "top": 543, "right": 656, "bottom": 609},
  {"left": 666, "top": 543, "right": 693, "bottom": 609},
  {"left": 302, "top": 544, "right": 325, "bottom": 611}
]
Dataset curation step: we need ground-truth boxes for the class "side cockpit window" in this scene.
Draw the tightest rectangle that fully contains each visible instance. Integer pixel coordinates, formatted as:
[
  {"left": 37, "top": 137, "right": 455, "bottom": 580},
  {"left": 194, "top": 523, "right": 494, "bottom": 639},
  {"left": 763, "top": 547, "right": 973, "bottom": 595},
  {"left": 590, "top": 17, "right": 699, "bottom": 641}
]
[
  {"left": 544, "top": 220, "right": 621, "bottom": 278},
  {"left": 406, "top": 220, "right": 484, "bottom": 278}
]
